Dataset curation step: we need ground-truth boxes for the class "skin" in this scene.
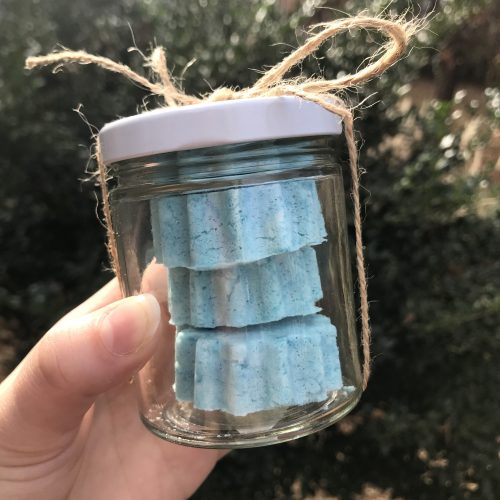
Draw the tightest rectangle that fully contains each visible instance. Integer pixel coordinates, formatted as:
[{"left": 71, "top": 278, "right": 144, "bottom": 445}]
[{"left": 0, "top": 279, "right": 226, "bottom": 500}]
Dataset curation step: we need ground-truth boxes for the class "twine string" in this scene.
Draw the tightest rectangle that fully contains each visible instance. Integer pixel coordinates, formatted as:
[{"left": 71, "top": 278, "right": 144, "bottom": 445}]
[
  {"left": 251, "top": 16, "right": 410, "bottom": 93},
  {"left": 26, "top": 15, "right": 416, "bottom": 390}
]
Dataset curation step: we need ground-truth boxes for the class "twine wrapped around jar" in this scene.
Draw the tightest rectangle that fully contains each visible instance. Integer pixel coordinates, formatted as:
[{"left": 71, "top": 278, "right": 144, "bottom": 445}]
[{"left": 25, "top": 14, "right": 420, "bottom": 389}]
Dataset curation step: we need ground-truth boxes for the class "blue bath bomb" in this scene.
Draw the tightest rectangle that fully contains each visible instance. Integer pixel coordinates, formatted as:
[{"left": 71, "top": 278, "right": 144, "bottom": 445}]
[
  {"left": 174, "top": 314, "right": 343, "bottom": 415},
  {"left": 150, "top": 179, "right": 326, "bottom": 270},
  {"left": 168, "top": 246, "right": 322, "bottom": 328}
]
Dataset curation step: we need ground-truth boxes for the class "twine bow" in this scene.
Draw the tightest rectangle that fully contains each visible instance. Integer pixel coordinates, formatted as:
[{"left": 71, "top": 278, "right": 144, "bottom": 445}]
[{"left": 26, "top": 14, "right": 417, "bottom": 389}]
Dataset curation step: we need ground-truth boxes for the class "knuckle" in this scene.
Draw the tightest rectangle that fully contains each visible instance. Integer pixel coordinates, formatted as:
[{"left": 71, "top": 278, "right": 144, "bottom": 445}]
[{"left": 35, "top": 331, "right": 74, "bottom": 394}]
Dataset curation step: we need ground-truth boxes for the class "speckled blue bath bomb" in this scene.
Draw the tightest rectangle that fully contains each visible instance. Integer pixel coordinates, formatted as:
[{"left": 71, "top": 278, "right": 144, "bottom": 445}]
[
  {"left": 150, "top": 179, "right": 326, "bottom": 270},
  {"left": 174, "top": 314, "right": 343, "bottom": 415},
  {"left": 168, "top": 246, "right": 322, "bottom": 328}
]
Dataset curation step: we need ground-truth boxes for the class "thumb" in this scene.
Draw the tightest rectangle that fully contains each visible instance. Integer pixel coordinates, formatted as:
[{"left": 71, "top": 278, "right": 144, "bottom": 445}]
[{"left": 0, "top": 293, "right": 161, "bottom": 454}]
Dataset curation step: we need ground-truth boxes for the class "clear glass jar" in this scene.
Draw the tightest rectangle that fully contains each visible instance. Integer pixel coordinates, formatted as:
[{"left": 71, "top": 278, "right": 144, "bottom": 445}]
[{"left": 101, "top": 98, "right": 362, "bottom": 448}]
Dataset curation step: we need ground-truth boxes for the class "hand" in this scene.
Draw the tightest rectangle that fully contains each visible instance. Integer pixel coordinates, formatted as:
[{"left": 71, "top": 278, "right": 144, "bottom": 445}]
[{"left": 0, "top": 279, "right": 225, "bottom": 500}]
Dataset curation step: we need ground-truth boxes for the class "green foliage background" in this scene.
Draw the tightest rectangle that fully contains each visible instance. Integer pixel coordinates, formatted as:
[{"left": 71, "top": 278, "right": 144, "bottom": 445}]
[{"left": 0, "top": 0, "right": 498, "bottom": 498}]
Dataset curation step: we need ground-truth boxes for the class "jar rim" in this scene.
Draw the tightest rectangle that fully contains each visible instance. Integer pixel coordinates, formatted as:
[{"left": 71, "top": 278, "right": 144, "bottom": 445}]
[{"left": 99, "top": 96, "right": 342, "bottom": 164}]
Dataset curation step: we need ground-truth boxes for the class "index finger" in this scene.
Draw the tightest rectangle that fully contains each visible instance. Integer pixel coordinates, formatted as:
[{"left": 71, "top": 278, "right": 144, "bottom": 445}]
[{"left": 59, "top": 278, "right": 123, "bottom": 323}]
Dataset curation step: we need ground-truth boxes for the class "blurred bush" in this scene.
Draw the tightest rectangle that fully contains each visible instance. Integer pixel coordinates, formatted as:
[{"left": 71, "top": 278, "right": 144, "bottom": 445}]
[{"left": 0, "top": 0, "right": 498, "bottom": 497}]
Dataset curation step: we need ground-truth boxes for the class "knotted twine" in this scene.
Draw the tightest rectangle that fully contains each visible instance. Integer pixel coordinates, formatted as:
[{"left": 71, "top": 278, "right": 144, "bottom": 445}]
[{"left": 26, "top": 15, "right": 417, "bottom": 390}]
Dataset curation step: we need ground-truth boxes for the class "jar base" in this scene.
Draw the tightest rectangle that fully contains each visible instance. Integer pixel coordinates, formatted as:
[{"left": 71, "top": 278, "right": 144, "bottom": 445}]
[{"left": 140, "top": 384, "right": 362, "bottom": 449}]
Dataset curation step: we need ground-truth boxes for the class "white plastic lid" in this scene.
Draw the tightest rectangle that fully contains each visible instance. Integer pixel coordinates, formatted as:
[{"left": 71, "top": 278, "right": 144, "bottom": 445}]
[{"left": 99, "top": 96, "right": 342, "bottom": 164}]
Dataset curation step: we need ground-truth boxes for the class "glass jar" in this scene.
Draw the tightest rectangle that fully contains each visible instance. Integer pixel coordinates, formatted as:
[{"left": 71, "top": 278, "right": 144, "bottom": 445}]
[{"left": 100, "top": 97, "right": 362, "bottom": 448}]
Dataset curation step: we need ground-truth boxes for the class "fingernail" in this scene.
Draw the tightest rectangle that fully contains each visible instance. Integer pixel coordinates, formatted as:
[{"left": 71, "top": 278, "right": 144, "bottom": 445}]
[{"left": 100, "top": 294, "right": 161, "bottom": 355}]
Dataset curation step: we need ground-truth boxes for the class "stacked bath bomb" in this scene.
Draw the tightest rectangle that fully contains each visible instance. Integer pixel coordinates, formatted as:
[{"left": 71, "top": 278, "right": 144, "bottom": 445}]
[{"left": 151, "top": 179, "right": 343, "bottom": 416}]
